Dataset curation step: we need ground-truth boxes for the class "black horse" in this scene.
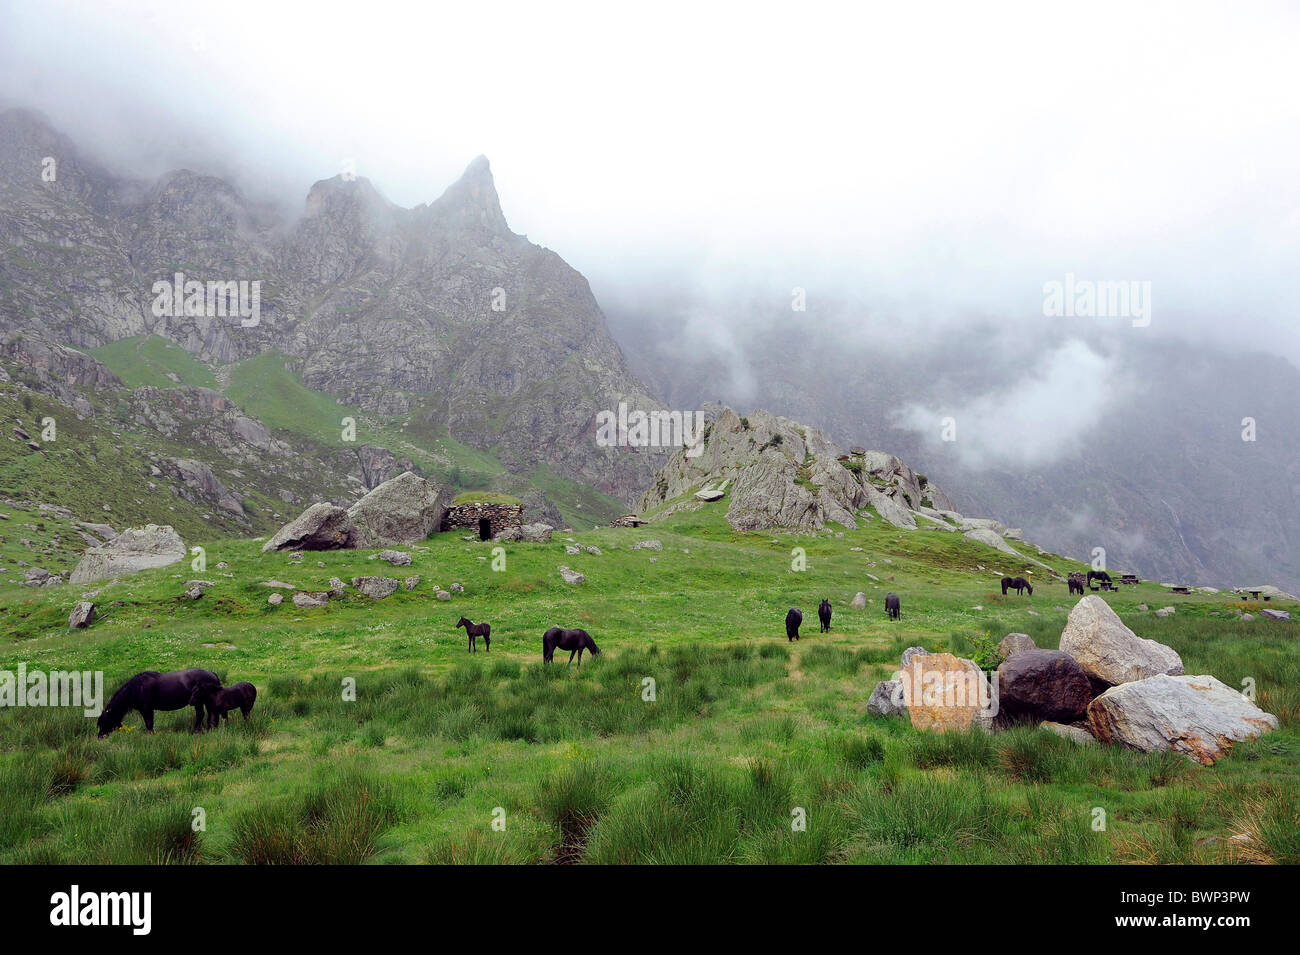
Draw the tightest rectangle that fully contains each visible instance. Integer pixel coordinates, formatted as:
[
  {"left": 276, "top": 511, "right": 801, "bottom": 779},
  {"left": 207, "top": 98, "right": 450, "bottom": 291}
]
[
  {"left": 456, "top": 616, "right": 491, "bottom": 653},
  {"left": 1001, "top": 576, "right": 1033, "bottom": 596},
  {"left": 98, "top": 668, "right": 220, "bottom": 738},
  {"left": 191, "top": 682, "right": 257, "bottom": 727},
  {"left": 785, "top": 608, "right": 802, "bottom": 642},
  {"left": 1087, "top": 570, "right": 1112, "bottom": 590},
  {"left": 542, "top": 627, "right": 601, "bottom": 665},
  {"left": 1068, "top": 572, "right": 1086, "bottom": 596},
  {"left": 885, "top": 593, "right": 901, "bottom": 620},
  {"left": 818, "top": 599, "right": 832, "bottom": 633}
]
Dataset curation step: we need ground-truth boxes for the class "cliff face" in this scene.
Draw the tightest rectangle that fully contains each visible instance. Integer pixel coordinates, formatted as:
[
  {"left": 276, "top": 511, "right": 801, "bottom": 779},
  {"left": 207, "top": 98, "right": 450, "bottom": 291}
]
[{"left": 0, "top": 108, "right": 664, "bottom": 501}]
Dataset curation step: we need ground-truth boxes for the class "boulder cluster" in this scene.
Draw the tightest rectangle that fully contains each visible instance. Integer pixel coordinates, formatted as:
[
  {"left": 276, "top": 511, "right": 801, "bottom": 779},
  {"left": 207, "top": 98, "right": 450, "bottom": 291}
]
[
  {"left": 868, "top": 594, "right": 1279, "bottom": 765},
  {"left": 261, "top": 472, "right": 446, "bottom": 552}
]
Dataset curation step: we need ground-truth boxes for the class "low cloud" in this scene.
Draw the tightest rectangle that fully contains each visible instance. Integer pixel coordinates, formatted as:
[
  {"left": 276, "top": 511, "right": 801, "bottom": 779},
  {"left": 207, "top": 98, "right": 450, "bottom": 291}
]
[{"left": 891, "top": 339, "right": 1128, "bottom": 469}]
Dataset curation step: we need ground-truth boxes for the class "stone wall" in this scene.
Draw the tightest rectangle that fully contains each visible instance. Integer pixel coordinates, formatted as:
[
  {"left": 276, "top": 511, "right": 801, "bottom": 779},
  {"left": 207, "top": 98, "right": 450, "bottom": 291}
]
[{"left": 441, "top": 503, "right": 523, "bottom": 538}]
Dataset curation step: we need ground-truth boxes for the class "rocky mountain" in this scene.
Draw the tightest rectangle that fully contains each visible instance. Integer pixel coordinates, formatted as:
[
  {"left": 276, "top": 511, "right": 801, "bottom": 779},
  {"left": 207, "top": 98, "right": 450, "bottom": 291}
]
[
  {"left": 0, "top": 107, "right": 664, "bottom": 503},
  {"left": 606, "top": 299, "right": 1300, "bottom": 592}
]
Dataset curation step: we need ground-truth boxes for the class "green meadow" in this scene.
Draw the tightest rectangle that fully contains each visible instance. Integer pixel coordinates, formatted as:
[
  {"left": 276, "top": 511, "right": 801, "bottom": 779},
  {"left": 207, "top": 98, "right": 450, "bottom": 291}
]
[{"left": 1, "top": 503, "right": 1296, "bottom": 864}]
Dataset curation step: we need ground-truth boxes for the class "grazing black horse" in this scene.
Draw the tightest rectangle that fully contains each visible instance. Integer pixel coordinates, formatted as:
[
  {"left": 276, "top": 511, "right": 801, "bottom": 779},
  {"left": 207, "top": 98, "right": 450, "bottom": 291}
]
[
  {"left": 1087, "top": 570, "right": 1112, "bottom": 591},
  {"left": 542, "top": 627, "right": 601, "bottom": 665},
  {"left": 456, "top": 616, "right": 491, "bottom": 653},
  {"left": 785, "top": 608, "right": 803, "bottom": 642},
  {"left": 1068, "top": 572, "right": 1086, "bottom": 596},
  {"left": 98, "top": 669, "right": 220, "bottom": 738},
  {"left": 885, "top": 593, "right": 901, "bottom": 620},
  {"left": 1001, "top": 576, "right": 1033, "bottom": 596},
  {"left": 818, "top": 599, "right": 832, "bottom": 633},
  {"left": 191, "top": 682, "right": 257, "bottom": 727}
]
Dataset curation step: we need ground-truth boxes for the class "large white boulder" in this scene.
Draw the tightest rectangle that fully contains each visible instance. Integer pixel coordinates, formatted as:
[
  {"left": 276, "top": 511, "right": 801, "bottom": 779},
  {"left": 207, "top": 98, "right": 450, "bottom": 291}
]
[
  {"left": 1059, "top": 595, "right": 1183, "bottom": 687},
  {"left": 1087, "top": 674, "right": 1279, "bottom": 764},
  {"left": 963, "top": 527, "right": 1019, "bottom": 555},
  {"left": 347, "top": 471, "right": 447, "bottom": 547}
]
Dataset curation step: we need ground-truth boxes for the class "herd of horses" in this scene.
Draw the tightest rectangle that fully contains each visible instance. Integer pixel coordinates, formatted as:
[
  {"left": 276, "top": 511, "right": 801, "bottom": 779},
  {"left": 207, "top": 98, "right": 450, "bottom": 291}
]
[
  {"left": 95, "top": 621, "right": 604, "bottom": 739},
  {"left": 94, "top": 565, "right": 1124, "bottom": 738},
  {"left": 783, "top": 592, "right": 902, "bottom": 642},
  {"left": 1068, "top": 570, "right": 1115, "bottom": 595},
  {"left": 456, "top": 616, "right": 601, "bottom": 664}
]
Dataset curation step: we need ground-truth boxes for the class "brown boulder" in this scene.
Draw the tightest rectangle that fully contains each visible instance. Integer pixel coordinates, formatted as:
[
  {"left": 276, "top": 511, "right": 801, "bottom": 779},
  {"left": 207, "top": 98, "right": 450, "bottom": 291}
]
[
  {"left": 996, "top": 649, "right": 1092, "bottom": 723},
  {"left": 899, "top": 652, "right": 996, "bottom": 733}
]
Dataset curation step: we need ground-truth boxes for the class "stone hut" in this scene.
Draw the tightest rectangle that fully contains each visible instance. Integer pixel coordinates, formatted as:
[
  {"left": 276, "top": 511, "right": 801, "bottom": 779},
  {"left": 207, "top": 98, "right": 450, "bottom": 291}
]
[
  {"left": 611, "top": 513, "right": 648, "bottom": 528},
  {"left": 441, "top": 501, "right": 523, "bottom": 540}
]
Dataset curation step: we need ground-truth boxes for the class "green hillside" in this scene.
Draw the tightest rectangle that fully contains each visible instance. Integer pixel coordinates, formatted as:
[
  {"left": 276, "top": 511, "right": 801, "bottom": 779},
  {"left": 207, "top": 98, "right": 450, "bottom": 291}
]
[
  {"left": 1, "top": 504, "right": 1294, "bottom": 865},
  {"left": 79, "top": 339, "right": 615, "bottom": 523},
  {"left": 224, "top": 350, "right": 370, "bottom": 445},
  {"left": 89, "top": 335, "right": 219, "bottom": 390}
]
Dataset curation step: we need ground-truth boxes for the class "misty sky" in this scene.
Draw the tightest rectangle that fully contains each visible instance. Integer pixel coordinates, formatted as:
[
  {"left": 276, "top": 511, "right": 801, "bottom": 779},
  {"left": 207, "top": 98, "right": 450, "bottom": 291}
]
[{"left": 3, "top": 0, "right": 1299, "bottom": 464}]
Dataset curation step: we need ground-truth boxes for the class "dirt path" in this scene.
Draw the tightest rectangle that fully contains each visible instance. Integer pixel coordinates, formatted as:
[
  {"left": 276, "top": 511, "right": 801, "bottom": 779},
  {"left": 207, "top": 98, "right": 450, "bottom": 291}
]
[{"left": 787, "top": 643, "right": 804, "bottom": 681}]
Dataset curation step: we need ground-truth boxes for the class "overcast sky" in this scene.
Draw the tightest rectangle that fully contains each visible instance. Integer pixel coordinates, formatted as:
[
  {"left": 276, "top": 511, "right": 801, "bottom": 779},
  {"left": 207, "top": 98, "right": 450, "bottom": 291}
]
[{"left": 3, "top": 0, "right": 1299, "bottom": 374}]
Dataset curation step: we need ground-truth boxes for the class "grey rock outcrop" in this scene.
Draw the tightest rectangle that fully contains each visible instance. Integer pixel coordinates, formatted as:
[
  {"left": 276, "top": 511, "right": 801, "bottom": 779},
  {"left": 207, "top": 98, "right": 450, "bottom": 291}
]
[
  {"left": 638, "top": 405, "right": 992, "bottom": 536},
  {"left": 351, "top": 576, "right": 400, "bottom": 599},
  {"left": 162, "top": 458, "right": 245, "bottom": 517},
  {"left": 70, "top": 524, "right": 186, "bottom": 584},
  {"left": 68, "top": 601, "right": 95, "bottom": 628},
  {"left": 497, "top": 522, "right": 553, "bottom": 543}
]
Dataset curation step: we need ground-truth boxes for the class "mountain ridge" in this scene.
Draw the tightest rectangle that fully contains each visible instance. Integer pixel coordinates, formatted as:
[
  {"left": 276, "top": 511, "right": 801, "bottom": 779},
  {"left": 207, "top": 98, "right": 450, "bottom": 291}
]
[{"left": 0, "top": 107, "right": 665, "bottom": 501}]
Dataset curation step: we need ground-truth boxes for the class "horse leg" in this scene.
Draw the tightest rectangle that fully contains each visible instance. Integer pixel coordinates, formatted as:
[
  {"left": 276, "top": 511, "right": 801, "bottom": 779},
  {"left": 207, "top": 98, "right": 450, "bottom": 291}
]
[
  {"left": 484, "top": 635, "right": 490, "bottom": 653},
  {"left": 192, "top": 703, "right": 205, "bottom": 733},
  {"left": 141, "top": 708, "right": 154, "bottom": 733}
]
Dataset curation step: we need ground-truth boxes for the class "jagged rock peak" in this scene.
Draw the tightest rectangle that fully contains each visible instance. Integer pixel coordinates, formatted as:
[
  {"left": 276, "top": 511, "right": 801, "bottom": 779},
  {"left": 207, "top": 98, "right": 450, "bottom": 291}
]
[
  {"left": 302, "top": 174, "right": 395, "bottom": 220},
  {"left": 426, "top": 154, "right": 510, "bottom": 234}
]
